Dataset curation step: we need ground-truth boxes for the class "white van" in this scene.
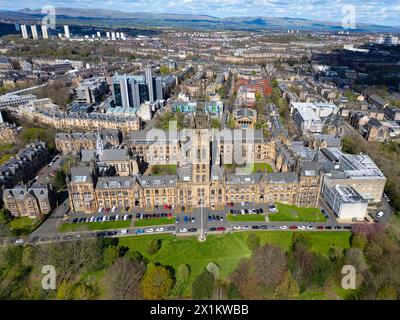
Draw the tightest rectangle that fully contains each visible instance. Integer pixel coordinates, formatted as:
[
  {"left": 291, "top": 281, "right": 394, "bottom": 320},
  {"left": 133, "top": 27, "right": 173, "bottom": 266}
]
[{"left": 376, "top": 211, "right": 384, "bottom": 219}]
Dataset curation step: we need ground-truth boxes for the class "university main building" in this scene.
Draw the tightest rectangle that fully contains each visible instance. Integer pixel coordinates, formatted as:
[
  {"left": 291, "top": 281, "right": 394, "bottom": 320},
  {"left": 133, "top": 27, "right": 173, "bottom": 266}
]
[{"left": 65, "top": 129, "right": 320, "bottom": 213}]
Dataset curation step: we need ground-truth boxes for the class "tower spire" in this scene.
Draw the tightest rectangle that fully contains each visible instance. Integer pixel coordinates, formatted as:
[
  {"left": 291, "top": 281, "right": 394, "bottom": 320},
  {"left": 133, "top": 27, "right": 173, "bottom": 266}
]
[{"left": 96, "top": 128, "right": 103, "bottom": 160}]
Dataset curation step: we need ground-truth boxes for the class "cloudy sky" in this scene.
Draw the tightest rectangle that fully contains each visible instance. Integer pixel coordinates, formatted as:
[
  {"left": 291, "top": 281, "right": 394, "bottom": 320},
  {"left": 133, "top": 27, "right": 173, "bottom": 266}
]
[{"left": 1, "top": 0, "right": 400, "bottom": 26}]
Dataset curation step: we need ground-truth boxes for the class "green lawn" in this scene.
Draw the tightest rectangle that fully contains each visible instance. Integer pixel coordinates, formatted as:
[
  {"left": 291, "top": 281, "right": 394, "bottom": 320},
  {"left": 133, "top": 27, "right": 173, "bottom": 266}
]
[
  {"left": 227, "top": 214, "right": 265, "bottom": 222},
  {"left": 118, "top": 231, "right": 350, "bottom": 297},
  {"left": 269, "top": 203, "right": 327, "bottom": 222},
  {"left": 252, "top": 163, "right": 274, "bottom": 173},
  {"left": 0, "top": 143, "right": 14, "bottom": 152},
  {"left": 150, "top": 164, "right": 177, "bottom": 175},
  {"left": 59, "top": 220, "right": 131, "bottom": 232},
  {"left": 0, "top": 154, "right": 12, "bottom": 165},
  {"left": 8, "top": 216, "right": 43, "bottom": 235},
  {"left": 135, "top": 217, "right": 176, "bottom": 227}
]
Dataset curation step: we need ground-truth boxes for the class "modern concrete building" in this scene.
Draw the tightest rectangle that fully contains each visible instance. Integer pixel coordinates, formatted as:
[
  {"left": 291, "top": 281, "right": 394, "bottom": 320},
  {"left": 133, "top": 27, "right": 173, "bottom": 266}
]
[{"left": 322, "top": 184, "right": 368, "bottom": 222}]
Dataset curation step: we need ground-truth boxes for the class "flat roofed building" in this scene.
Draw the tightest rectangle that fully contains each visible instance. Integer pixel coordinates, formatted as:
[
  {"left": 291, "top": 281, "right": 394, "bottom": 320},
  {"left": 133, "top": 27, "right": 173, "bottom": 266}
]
[{"left": 322, "top": 184, "right": 368, "bottom": 222}]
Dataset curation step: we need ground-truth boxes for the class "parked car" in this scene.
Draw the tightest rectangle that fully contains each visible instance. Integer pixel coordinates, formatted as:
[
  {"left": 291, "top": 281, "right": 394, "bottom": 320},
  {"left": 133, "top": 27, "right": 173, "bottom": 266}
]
[
  {"left": 280, "top": 225, "right": 288, "bottom": 230},
  {"left": 233, "top": 225, "right": 241, "bottom": 230},
  {"left": 180, "top": 228, "right": 187, "bottom": 233},
  {"left": 89, "top": 216, "right": 95, "bottom": 223},
  {"left": 191, "top": 217, "right": 195, "bottom": 223},
  {"left": 208, "top": 227, "right": 216, "bottom": 231},
  {"left": 289, "top": 226, "right": 298, "bottom": 230},
  {"left": 307, "top": 225, "right": 315, "bottom": 230},
  {"left": 111, "top": 207, "right": 117, "bottom": 213},
  {"left": 72, "top": 218, "right": 78, "bottom": 223},
  {"left": 135, "top": 229, "right": 145, "bottom": 235},
  {"left": 188, "top": 228, "right": 197, "bottom": 233},
  {"left": 156, "top": 227, "right": 165, "bottom": 232},
  {"left": 251, "top": 225, "right": 260, "bottom": 230},
  {"left": 217, "top": 227, "right": 226, "bottom": 232},
  {"left": 242, "top": 226, "right": 250, "bottom": 230},
  {"left": 269, "top": 204, "right": 277, "bottom": 212},
  {"left": 325, "top": 226, "right": 333, "bottom": 230},
  {"left": 298, "top": 225, "right": 306, "bottom": 230},
  {"left": 145, "top": 228, "right": 154, "bottom": 233},
  {"left": 166, "top": 227, "right": 175, "bottom": 231},
  {"left": 175, "top": 216, "right": 180, "bottom": 224},
  {"left": 260, "top": 225, "right": 268, "bottom": 230},
  {"left": 98, "top": 208, "right": 103, "bottom": 213},
  {"left": 316, "top": 226, "right": 324, "bottom": 230},
  {"left": 376, "top": 211, "right": 384, "bottom": 219}
]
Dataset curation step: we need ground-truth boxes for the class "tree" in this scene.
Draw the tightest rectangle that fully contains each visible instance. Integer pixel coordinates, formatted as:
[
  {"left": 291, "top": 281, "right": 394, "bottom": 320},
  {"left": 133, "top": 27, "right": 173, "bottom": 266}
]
[
  {"left": 103, "top": 245, "right": 120, "bottom": 267},
  {"left": 147, "top": 239, "right": 162, "bottom": 255},
  {"left": 52, "top": 170, "right": 66, "bottom": 191},
  {"left": 172, "top": 264, "right": 190, "bottom": 298},
  {"left": 106, "top": 257, "right": 146, "bottom": 300},
  {"left": 192, "top": 269, "right": 215, "bottom": 300},
  {"left": 160, "top": 65, "right": 171, "bottom": 75},
  {"left": 252, "top": 244, "right": 287, "bottom": 290},
  {"left": 289, "top": 242, "right": 315, "bottom": 289},
  {"left": 211, "top": 118, "right": 221, "bottom": 129},
  {"left": 206, "top": 262, "right": 220, "bottom": 280},
  {"left": 0, "top": 208, "right": 12, "bottom": 224},
  {"left": 141, "top": 264, "right": 173, "bottom": 300},
  {"left": 273, "top": 271, "right": 300, "bottom": 299},
  {"left": 247, "top": 233, "right": 260, "bottom": 251},
  {"left": 351, "top": 233, "right": 368, "bottom": 250},
  {"left": 345, "top": 248, "right": 368, "bottom": 273}
]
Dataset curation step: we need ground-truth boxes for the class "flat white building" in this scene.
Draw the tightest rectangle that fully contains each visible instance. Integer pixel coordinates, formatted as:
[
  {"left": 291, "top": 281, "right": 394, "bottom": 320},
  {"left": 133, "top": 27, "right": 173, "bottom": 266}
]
[
  {"left": 292, "top": 107, "right": 323, "bottom": 134},
  {"left": 322, "top": 184, "right": 368, "bottom": 222}
]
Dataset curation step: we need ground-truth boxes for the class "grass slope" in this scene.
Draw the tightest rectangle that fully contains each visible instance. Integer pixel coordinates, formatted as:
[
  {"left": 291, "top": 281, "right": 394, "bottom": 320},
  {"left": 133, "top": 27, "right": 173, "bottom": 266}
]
[{"left": 119, "top": 231, "right": 350, "bottom": 296}]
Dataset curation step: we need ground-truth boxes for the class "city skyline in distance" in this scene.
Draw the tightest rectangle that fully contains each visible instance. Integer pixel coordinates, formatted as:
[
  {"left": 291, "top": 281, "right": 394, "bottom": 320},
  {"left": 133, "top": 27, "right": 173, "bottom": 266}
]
[{"left": 1, "top": 0, "right": 400, "bottom": 27}]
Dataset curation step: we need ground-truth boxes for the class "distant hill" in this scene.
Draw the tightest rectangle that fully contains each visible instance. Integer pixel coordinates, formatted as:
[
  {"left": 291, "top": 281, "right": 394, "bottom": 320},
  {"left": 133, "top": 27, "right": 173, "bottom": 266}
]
[{"left": 0, "top": 7, "right": 398, "bottom": 32}]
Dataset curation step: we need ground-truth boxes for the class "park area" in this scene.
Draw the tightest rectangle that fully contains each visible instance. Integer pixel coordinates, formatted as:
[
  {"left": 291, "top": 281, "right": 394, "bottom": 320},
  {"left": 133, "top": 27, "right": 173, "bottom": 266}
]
[
  {"left": 227, "top": 214, "right": 265, "bottom": 222},
  {"left": 118, "top": 231, "right": 351, "bottom": 297},
  {"left": 135, "top": 217, "right": 176, "bottom": 227},
  {"left": 268, "top": 203, "right": 327, "bottom": 222}
]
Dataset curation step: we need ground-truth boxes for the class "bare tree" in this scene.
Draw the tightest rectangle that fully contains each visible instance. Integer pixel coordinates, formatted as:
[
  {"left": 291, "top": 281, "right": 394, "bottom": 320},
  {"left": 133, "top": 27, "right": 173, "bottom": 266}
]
[
  {"left": 252, "top": 244, "right": 287, "bottom": 290},
  {"left": 106, "top": 257, "right": 146, "bottom": 300}
]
